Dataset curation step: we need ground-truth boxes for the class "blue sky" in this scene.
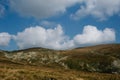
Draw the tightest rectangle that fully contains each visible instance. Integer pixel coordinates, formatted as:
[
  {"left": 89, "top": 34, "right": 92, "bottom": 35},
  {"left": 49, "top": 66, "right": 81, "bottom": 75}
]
[{"left": 0, "top": 0, "right": 120, "bottom": 50}]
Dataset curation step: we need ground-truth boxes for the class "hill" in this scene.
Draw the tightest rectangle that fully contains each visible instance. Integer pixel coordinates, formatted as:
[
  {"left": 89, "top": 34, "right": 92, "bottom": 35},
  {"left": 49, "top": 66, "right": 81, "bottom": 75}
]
[{"left": 0, "top": 44, "right": 120, "bottom": 80}]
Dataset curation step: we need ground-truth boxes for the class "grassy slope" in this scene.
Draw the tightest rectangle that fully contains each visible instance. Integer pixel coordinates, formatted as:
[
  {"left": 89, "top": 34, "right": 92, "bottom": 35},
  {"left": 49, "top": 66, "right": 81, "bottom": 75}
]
[
  {"left": 0, "top": 62, "right": 120, "bottom": 80},
  {"left": 0, "top": 44, "right": 120, "bottom": 80},
  {"left": 63, "top": 44, "right": 120, "bottom": 73}
]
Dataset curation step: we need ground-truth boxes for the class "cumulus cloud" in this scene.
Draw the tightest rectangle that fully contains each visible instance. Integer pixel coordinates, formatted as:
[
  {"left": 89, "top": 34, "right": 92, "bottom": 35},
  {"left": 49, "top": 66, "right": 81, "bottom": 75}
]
[
  {"left": 13, "top": 25, "right": 115, "bottom": 50},
  {"left": 71, "top": 0, "right": 120, "bottom": 20},
  {"left": 9, "top": 0, "right": 81, "bottom": 19},
  {"left": 73, "top": 25, "right": 115, "bottom": 46},
  {"left": 0, "top": 32, "right": 11, "bottom": 46},
  {"left": 13, "top": 25, "right": 72, "bottom": 49}
]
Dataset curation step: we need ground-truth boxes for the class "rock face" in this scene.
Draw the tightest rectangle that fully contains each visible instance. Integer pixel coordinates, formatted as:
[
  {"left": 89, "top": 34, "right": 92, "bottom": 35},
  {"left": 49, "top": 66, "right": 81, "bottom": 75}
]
[
  {"left": 1, "top": 44, "right": 120, "bottom": 73},
  {"left": 5, "top": 48, "right": 68, "bottom": 68}
]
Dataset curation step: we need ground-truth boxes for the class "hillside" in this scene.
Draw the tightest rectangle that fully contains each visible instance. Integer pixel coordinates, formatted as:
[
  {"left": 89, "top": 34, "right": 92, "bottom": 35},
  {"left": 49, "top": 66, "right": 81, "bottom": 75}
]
[
  {"left": 64, "top": 44, "right": 120, "bottom": 73},
  {"left": 0, "top": 44, "right": 120, "bottom": 80}
]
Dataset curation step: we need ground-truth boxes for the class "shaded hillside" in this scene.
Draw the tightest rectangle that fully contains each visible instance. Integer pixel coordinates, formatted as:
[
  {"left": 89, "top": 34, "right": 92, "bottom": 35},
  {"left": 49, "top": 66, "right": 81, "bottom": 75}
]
[{"left": 63, "top": 44, "right": 120, "bottom": 73}]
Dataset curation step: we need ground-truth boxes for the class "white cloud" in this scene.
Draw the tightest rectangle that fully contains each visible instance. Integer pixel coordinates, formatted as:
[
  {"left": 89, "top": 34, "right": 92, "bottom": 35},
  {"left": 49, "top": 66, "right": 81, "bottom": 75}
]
[
  {"left": 73, "top": 25, "right": 115, "bottom": 46},
  {"left": 13, "top": 25, "right": 115, "bottom": 50},
  {"left": 8, "top": 0, "right": 120, "bottom": 20},
  {"left": 9, "top": 0, "right": 81, "bottom": 19},
  {"left": 0, "top": 4, "right": 5, "bottom": 17},
  {"left": 0, "top": 32, "right": 11, "bottom": 46},
  {"left": 14, "top": 25, "right": 72, "bottom": 50},
  {"left": 71, "top": 0, "right": 120, "bottom": 20}
]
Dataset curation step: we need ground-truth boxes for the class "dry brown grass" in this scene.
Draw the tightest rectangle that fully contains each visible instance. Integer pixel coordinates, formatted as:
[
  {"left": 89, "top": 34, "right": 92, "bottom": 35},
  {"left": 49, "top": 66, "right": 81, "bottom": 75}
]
[
  {"left": 0, "top": 44, "right": 120, "bottom": 80},
  {"left": 0, "top": 62, "right": 120, "bottom": 80}
]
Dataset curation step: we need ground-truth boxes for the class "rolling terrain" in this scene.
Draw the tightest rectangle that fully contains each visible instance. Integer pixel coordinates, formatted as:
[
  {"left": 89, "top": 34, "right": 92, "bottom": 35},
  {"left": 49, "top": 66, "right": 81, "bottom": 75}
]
[{"left": 0, "top": 44, "right": 120, "bottom": 80}]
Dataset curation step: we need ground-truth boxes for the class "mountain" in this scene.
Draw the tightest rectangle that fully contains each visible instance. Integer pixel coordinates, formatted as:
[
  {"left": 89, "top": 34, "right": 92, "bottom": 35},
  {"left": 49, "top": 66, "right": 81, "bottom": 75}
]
[{"left": 0, "top": 44, "right": 120, "bottom": 80}]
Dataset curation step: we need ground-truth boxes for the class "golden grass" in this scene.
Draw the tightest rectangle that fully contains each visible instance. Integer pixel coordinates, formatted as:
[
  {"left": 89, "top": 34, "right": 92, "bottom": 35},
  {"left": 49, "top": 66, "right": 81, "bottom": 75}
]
[
  {"left": 0, "top": 63, "right": 120, "bottom": 80},
  {"left": 1, "top": 44, "right": 120, "bottom": 80}
]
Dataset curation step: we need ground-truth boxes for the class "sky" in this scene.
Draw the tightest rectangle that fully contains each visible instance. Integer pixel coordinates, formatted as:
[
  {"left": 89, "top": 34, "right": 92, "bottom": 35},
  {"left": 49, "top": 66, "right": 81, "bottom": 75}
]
[{"left": 0, "top": 0, "right": 120, "bottom": 50}]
